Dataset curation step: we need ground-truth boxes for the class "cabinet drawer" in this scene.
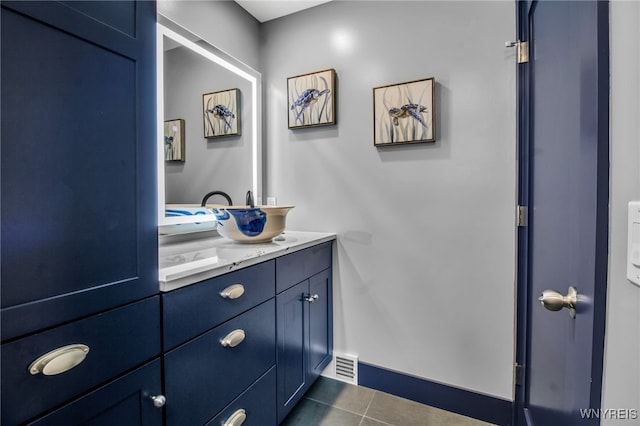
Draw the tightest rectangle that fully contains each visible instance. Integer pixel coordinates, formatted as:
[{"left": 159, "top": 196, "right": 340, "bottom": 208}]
[
  {"left": 205, "top": 366, "right": 276, "bottom": 426},
  {"left": 162, "top": 260, "right": 275, "bottom": 350},
  {"left": 1, "top": 297, "right": 160, "bottom": 426},
  {"left": 164, "top": 299, "right": 276, "bottom": 426},
  {"left": 276, "top": 242, "right": 332, "bottom": 293}
]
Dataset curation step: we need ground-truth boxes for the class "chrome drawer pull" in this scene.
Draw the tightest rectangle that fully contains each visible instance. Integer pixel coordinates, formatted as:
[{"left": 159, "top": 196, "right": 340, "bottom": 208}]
[
  {"left": 220, "top": 329, "right": 246, "bottom": 347},
  {"left": 28, "top": 344, "right": 90, "bottom": 376},
  {"left": 220, "top": 284, "right": 245, "bottom": 299},
  {"left": 224, "top": 409, "right": 246, "bottom": 426}
]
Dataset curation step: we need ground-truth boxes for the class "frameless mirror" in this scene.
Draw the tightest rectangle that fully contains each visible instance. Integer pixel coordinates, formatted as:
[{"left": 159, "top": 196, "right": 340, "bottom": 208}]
[{"left": 157, "top": 17, "right": 262, "bottom": 232}]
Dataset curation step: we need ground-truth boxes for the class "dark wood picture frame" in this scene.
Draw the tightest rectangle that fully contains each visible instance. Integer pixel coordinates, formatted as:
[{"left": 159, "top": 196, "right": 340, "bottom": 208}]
[
  {"left": 287, "top": 68, "right": 336, "bottom": 129},
  {"left": 203, "top": 88, "right": 241, "bottom": 138},
  {"left": 164, "top": 118, "right": 185, "bottom": 161},
  {"left": 373, "top": 77, "right": 435, "bottom": 146}
]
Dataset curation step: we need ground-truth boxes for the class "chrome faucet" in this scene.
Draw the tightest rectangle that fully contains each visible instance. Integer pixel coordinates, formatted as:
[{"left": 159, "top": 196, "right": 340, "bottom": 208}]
[
  {"left": 246, "top": 190, "right": 255, "bottom": 208},
  {"left": 200, "top": 190, "right": 233, "bottom": 207}
]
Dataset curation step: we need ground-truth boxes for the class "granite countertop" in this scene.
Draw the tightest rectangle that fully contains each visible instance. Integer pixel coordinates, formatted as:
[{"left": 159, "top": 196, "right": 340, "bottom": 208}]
[{"left": 158, "top": 230, "right": 336, "bottom": 292}]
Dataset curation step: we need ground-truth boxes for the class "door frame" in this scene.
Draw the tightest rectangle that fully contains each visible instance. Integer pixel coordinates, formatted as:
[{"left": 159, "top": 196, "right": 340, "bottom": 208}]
[{"left": 513, "top": 1, "right": 610, "bottom": 424}]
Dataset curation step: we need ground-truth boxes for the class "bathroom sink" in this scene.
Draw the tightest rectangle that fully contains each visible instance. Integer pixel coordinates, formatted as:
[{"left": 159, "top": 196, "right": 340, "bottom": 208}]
[{"left": 212, "top": 205, "right": 294, "bottom": 243}]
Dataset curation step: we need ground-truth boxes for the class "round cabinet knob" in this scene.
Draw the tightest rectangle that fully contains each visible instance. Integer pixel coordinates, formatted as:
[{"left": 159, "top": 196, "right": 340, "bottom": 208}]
[
  {"left": 224, "top": 409, "right": 247, "bottom": 426},
  {"left": 150, "top": 395, "right": 166, "bottom": 408},
  {"left": 28, "top": 344, "right": 90, "bottom": 376}
]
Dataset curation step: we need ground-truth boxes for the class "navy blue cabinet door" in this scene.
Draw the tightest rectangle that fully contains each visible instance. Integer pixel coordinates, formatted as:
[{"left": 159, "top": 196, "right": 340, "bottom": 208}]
[
  {"left": 276, "top": 268, "right": 333, "bottom": 423},
  {"left": 308, "top": 269, "right": 333, "bottom": 380},
  {"left": 29, "top": 360, "right": 163, "bottom": 426},
  {"left": 0, "top": 1, "right": 158, "bottom": 340},
  {"left": 276, "top": 280, "right": 308, "bottom": 423}
]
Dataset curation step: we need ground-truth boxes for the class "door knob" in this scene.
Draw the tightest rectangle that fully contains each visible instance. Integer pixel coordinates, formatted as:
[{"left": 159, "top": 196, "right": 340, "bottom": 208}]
[{"left": 539, "top": 286, "right": 578, "bottom": 318}]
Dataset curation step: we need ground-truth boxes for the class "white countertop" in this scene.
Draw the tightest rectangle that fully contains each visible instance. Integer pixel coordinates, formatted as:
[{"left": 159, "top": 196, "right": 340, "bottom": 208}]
[{"left": 158, "top": 230, "right": 336, "bottom": 292}]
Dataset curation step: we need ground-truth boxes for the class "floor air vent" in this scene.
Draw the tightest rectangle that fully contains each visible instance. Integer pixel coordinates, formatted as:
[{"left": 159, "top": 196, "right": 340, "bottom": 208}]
[{"left": 334, "top": 353, "right": 358, "bottom": 385}]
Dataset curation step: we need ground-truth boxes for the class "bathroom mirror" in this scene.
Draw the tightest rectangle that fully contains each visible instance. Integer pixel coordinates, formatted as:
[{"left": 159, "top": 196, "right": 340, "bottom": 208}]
[{"left": 157, "top": 17, "right": 262, "bottom": 230}]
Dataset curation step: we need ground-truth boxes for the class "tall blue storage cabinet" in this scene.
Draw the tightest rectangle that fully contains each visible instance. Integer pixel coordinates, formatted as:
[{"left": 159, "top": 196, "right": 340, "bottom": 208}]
[{"left": 0, "top": 1, "right": 161, "bottom": 424}]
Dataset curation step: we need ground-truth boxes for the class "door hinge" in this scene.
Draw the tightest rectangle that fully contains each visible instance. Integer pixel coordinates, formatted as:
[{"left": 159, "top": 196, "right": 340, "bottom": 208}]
[
  {"left": 515, "top": 363, "right": 525, "bottom": 386},
  {"left": 505, "top": 40, "right": 529, "bottom": 64},
  {"left": 517, "top": 205, "right": 528, "bottom": 227}
]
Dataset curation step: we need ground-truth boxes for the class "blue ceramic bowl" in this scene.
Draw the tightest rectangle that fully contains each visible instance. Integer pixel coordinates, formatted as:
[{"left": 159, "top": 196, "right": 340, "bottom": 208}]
[{"left": 212, "top": 205, "right": 294, "bottom": 243}]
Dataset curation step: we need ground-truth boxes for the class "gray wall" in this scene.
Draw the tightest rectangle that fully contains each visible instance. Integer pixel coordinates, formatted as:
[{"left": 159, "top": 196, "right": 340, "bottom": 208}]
[
  {"left": 602, "top": 2, "right": 640, "bottom": 423},
  {"left": 163, "top": 45, "right": 253, "bottom": 205},
  {"left": 261, "top": 1, "right": 517, "bottom": 399},
  {"left": 161, "top": 0, "right": 640, "bottom": 410}
]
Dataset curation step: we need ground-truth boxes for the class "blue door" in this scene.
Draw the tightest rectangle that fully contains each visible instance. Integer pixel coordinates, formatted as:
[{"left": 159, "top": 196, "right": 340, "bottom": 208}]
[{"left": 516, "top": 1, "right": 609, "bottom": 425}]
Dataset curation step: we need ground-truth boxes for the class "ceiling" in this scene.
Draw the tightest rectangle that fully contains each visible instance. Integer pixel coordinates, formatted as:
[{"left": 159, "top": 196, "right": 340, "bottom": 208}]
[{"left": 234, "top": 0, "right": 333, "bottom": 23}]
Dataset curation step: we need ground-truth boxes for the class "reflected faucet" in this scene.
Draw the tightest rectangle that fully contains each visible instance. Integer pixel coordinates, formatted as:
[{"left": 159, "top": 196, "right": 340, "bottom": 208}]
[
  {"left": 201, "top": 191, "right": 233, "bottom": 207},
  {"left": 246, "top": 190, "right": 255, "bottom": 208}
]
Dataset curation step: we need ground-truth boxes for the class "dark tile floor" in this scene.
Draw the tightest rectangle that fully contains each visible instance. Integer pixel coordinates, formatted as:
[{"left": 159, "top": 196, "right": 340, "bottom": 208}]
[{"left": 281, "top": 377, "right": 495, "bottom": 426}]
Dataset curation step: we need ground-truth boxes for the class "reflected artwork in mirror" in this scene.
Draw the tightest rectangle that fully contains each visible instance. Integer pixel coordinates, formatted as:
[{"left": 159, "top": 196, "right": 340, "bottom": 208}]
[
  {"left": 164, "top": 118, "right": 185, "bottom": 161},
  {"left": 203, "top": 88, "right": 241, "bottom": 138},
  {"left": 156, "top": 17, "right": 262, "bottom": 234}
]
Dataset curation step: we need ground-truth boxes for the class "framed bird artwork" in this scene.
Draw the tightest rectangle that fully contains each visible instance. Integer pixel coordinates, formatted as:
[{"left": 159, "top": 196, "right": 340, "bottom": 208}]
[
  {"left": 287, "top": 68, "right": 336, "bottom": 129},
  {"left": 373, "top": 77, "right": 435, "bottom": 146},
  {"left": 202, "top": 88, "right": 241, "bottom": 138}
]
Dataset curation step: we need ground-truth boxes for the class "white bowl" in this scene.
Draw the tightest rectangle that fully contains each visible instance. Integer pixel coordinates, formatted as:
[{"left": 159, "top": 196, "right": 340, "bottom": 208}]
[{"left": 212, "top": 205, "right": 294, "bottom": 243}]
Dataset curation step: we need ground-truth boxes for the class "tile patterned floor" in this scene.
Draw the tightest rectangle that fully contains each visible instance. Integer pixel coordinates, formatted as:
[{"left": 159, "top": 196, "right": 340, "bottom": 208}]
[{"left": 281, "top": 377, "right": 495, "bottom": 426}]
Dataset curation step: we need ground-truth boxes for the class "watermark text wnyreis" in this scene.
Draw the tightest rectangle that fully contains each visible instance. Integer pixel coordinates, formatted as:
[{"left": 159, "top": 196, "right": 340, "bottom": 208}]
[{"left": 580, "top": 409, "right": 639, "bottom": 420}]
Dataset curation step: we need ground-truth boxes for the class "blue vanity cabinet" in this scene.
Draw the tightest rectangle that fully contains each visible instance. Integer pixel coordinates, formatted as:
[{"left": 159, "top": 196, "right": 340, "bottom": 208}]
[
  {"left": 161, "top": 261, "right": 277, "bottom": 425},
  {"left": 276, "top": 243, "right": 333, "bottom": 423},
  {"left": 1, "top": 1, "right": 161, "bottom": 424},
  {"left": 160, "top": 240, "right": 334, "bottom": 425}
]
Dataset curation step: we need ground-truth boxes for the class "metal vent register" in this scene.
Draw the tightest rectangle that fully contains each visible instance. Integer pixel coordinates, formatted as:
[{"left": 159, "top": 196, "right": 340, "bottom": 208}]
[{"left": 334, "top": 353, "right": 358, "bottom": 385}]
